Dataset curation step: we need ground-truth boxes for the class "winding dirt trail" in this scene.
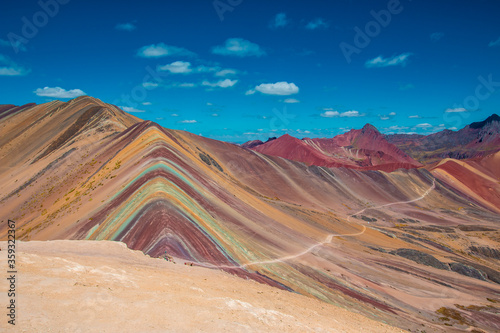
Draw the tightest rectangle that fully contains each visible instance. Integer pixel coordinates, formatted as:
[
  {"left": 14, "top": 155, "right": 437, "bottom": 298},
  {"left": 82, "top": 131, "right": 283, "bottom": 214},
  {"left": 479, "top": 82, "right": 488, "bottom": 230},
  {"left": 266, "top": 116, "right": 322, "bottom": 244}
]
[
  {"left": 347, "top": 179, "right": 436, "bottom": 222},
  {"left": 198, "top": 225, "right": 367, "bottom": 270},
  {"left": 199, "top": 179, "right": 436, "bottom": 270}
]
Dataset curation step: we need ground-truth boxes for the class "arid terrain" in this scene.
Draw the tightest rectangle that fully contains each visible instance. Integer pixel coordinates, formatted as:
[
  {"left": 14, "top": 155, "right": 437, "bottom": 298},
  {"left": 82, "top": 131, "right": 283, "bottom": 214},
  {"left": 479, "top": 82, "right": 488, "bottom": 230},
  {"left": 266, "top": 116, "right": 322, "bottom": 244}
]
[
  {"left": 1, "top": 97, "right": 499, "bottom": 332},
  {"left": 0, "top": 240, "right": 404, "bottom": 332}
]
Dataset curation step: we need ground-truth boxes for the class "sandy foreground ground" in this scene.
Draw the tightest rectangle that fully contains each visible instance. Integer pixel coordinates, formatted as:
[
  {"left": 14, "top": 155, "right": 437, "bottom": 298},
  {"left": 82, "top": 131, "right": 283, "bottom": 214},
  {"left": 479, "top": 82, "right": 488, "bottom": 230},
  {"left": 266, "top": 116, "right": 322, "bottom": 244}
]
[{"left": 0, "top": 240, "right": 404, "bottom": 333}]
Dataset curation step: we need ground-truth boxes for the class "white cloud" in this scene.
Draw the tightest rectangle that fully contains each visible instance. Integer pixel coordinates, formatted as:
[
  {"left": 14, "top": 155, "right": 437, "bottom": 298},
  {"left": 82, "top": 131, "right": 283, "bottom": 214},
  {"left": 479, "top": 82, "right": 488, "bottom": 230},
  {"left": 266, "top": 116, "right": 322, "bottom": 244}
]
[
  {"left": 321, "top": 110, "right": 339, "bottom": 117},
  {"left": 115, "top": 23, "right": 136, "bottom": 31},
  {"left": 158, "top": 61, "right": 192, "bottom": 74},
  {"left": 158, "top": 62, "right": 233, "bottom": 76},
  {"left": 176, "top": 82, "right": 196, "bottom": 88},
  {"left": 284, "top": 98, "right": 300, "bottom": 104},
  {"left": 171, "top": 113, "right": 179, "bottom": 117},
  {"left": 253, "top": 82, "right": 299, "bottom": 95},
  {"left": 202, "top": 79, "right": 238, "bottom": 88},
  {"left": 180, "top": 120, "right": 197, "bottom": 123},
  {"left": 305, "top": 18, "right": 329, "bottom": 30},
  {"left": 34, "top": 86, "right": 86, "bottom": 99},
  {"left": 412, "top": 123, "right": 448, "bottom": 134},
  {"left": 120, "top": 106, "right": 145, "bottom": 113},
  {"left": 212, "top": 38, "right": 265, "bottom": 57},
  {"left": 142, "top": 82, "right": 158, "bottom": 88},
  {"left": 430, "top": 32, "right": 444, "bottom": 42},
  {"left": 0, "top": 67, "right": 28, "bottom": 76},
  {"left": 0, "top": 54, "right": 30, "bottom": 76},
  {"left": 271, "top": 13, "right": 288, "bottom": 28},
  {"left": 408, "top": 115, "right": 421, "bottom": 118},
  {"left": 489, "top": 37, "right": 500, "bottom": 47},
  {"left": 211, "top": 113, "right": 219, "bottom": 117},
  {"left": 245, "top": 89, "right": 256, "bottom": 95},
  {"left": 137, "top": 43, "right": 195, "bottom": 58},
  {"left": 165, "top": 82, "right": 196, "bottom": 89},
  {"left": 320, "top": 110, "right": 362, "bottom": 118},
  {"left": 388, "top": 125, "right": 409, "bottom": 131},
  {"left": 142, "top": 102, "right": 152, "bottom": 105},
  {"left": 379, "top": 111, "right": 395, "bottom": 120},
  {"left": 196, "top": 65, "right": 218, "bottom": 73},
  {"left": 340, "top": 110, "right": 361, "bottom": 117},
  {"left": 365, "top": 53, "right": 412, "bottom": 68},
  {"left": 206, "top": 102, "right": 213, "bottom": 106},
  {"left": 215, "top": 69, "right": 238, "bottom": 77},
  {"left": 445, "top": 107, "right": 467, "bottom": 113}
]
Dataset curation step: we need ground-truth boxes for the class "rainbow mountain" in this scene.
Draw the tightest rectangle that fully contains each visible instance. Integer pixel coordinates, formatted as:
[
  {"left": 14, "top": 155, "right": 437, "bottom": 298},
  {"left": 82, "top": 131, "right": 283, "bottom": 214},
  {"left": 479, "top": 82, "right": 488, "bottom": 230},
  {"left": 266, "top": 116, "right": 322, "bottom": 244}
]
[{"left": 1, "top": 96, "right": 499, "bottom": 332}]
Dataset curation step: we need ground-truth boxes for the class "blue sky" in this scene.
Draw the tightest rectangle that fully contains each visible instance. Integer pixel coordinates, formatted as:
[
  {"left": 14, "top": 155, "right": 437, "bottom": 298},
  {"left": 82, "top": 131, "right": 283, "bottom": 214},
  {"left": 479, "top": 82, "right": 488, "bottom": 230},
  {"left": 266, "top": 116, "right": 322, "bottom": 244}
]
[{"left": 1, "top": 0, "right": 500, "bottom": 142}]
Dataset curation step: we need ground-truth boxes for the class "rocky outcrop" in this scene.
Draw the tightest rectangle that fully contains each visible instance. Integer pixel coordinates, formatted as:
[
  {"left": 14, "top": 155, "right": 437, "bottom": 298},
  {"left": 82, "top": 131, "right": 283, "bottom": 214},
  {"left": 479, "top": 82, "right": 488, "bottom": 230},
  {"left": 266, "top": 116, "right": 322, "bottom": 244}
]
[
  {"left": 449, "top": 263, "right": 487, "bottom": 281},
  {"left": 469, "top": 246, "right": 500, "bottom": 260},
  {"left": 390, "top": 248, "right": 449, "bottom": 270}
]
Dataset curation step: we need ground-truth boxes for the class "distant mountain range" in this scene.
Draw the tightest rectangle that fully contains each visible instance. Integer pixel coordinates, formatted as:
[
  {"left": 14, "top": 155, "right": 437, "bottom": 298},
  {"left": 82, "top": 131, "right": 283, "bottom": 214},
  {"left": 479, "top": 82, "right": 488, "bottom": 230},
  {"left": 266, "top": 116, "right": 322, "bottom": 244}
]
[
  {"left": 243, "top": 114, "right": 500, "bottom": 170},
  {"left": 386, "top": 114, "right": 500, "bottom": 164}
]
